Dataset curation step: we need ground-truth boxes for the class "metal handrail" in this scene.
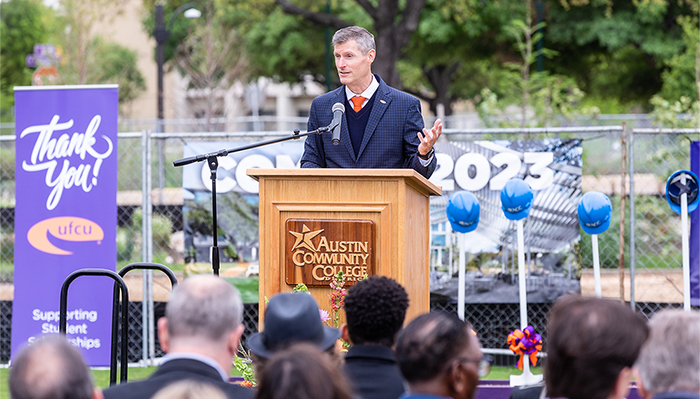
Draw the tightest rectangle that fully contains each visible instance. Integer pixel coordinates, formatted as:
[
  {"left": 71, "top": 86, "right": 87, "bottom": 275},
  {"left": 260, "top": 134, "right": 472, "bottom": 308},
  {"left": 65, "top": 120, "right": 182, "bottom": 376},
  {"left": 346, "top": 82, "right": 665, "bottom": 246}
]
[{"left": 59, "top": 269, "right": 129, "bottom": 386}]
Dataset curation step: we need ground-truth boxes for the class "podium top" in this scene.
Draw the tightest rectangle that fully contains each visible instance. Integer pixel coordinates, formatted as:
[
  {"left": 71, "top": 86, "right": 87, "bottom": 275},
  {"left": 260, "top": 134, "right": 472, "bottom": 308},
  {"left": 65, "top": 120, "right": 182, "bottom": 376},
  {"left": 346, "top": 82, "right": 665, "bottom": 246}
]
[{"left": 247, "top": 168, "right": 442, "bottom": 197}]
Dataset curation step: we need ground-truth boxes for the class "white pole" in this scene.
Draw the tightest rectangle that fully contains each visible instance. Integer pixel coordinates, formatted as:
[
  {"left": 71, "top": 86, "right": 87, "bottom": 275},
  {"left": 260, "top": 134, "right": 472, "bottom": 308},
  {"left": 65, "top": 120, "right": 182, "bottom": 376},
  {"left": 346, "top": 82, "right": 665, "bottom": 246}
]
[
  {"left": 458, "top": 234, "right": 465, "bottom": 321},
  {"left": 510, "top": 219, "right": 541, "bottom": 386},
  {"left": 682, "top": 190, "right": 691, "bottom": 311},
  {"left": 592, "top": 234, "right": 602, "bottom": 298},
  {"left": 141, "top": 131, "right": 149, "bottom": 365},
  {"left": 517, "top": 220, "right": 529, "bottom": 373}
]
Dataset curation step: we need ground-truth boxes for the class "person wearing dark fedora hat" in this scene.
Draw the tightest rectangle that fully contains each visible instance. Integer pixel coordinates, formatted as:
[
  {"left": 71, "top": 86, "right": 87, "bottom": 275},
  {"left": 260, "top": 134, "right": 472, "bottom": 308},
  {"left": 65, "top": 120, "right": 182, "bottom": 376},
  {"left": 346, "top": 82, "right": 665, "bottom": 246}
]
[{"left": 248, "top": 293, "right": 341, "bottom": 360}]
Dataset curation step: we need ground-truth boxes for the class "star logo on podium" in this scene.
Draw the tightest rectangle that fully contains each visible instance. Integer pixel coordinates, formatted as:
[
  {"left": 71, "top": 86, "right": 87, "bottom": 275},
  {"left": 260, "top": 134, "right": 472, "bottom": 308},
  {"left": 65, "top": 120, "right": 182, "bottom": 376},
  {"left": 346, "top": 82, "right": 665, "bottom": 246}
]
[{"left": 289, "top": 224, "right": 324, "bottom": 252}]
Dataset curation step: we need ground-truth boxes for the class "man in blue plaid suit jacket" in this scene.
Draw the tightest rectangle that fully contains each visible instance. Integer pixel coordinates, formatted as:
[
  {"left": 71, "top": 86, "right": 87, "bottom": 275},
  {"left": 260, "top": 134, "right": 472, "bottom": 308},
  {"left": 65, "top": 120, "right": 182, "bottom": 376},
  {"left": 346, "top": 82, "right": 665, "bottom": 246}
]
[{"left": 301, "top": 26, "right": 442, "bottom": 179}]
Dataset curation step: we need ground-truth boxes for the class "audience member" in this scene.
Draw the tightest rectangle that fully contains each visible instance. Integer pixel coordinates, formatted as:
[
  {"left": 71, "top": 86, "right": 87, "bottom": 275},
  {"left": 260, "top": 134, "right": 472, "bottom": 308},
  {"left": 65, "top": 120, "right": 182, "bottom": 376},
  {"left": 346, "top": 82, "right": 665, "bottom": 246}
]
[
  {"left": 10, "top": 334, "right": 103, "bottom": 399},
  {"left": 635, "top": 309, "right": 700, "bottom": 399},
  {"left": 103, "top": 275, "right": 253, "bottom": 399},
  {"left": 342, "top": 276, "right": 409, "bottom": 399},
  {"left": 151, "top": 380, "right": 227, "bottom": 399},
  {"left": 545, "top": 295, "right": 649, "bottom": 399},
  {"left": 396, "top": 312, "right": 486, "bottom": 399},
  {"left": 255, "top": 343, "right": 354, "bottom": 399},
  {"left": 247, "top": 292, "right": 341, "bottom": 377}
]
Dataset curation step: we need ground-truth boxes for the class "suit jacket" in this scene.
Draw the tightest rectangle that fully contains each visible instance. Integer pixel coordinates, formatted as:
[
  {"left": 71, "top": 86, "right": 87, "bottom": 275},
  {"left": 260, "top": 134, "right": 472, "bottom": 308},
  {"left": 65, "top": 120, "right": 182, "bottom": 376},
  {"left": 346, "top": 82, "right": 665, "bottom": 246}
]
[
  {"left": 343, "top": 344, "right": 406, "bottom": 399},
  {"left": 301, "top": 75, "right": 436, "bottom": 179},
  {"left": 102, "top": 358, "right": 254, "bottom": 399}
]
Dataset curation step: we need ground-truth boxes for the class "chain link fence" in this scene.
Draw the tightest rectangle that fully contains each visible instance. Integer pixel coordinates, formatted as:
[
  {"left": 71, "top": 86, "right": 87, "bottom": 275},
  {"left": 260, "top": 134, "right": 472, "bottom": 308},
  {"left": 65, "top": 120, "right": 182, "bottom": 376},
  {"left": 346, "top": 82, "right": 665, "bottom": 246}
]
[
  {"left": 1, "top": 125, "right": 699, "bottom": 365},
  {"left": 628, "top": 129, "right": 700, "bottom": 315}
]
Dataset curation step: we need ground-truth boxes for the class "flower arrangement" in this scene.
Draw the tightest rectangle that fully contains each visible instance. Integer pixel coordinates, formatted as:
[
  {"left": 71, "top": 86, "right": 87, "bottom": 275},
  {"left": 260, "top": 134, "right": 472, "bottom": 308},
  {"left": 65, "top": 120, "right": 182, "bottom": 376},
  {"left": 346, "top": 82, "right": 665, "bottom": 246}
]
[
  {"left": 328, "top": 270, "right": 346, "bottom": 328},
  {"left": 507, "top": 325, "right": 542, "bottom": 370},
  {"left": 292, "top": 283, "right": 309, "bottom": 293},
  {"left": 234, "top": 344, "right": 256, "bottom": 387}
]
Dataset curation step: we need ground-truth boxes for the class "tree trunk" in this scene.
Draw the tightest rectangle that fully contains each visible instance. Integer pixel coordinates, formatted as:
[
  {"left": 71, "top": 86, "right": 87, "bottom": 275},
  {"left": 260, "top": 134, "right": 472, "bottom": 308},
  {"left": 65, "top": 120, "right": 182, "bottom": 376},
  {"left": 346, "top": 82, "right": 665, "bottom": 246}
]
[
  {"left": 373, "top": 26, "right": 402, "bottom": 87},
  {"left": 423, "top": 63, "right": 459, "bottom": 116}
]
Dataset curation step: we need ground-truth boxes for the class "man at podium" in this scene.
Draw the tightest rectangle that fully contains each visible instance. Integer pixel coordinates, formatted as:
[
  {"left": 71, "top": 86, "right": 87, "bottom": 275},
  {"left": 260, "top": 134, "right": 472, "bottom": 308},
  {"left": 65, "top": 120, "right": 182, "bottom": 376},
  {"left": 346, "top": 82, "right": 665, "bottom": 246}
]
[{"left": 300, "top": 26, "right": 442, "bottom": 179}]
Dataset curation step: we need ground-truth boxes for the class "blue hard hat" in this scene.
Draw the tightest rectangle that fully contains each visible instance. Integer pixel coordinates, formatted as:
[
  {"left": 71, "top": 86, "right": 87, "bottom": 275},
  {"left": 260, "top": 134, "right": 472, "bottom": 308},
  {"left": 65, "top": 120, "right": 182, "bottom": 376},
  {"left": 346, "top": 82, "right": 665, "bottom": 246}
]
[
  {"left": 500, "top": 179, "right": 533, "bottom": 221},
  {"left": 578, "top": 191, "right": 612, "bottom": 235},
  {"left": 446, "top": 191, "right": 480, "bottom": 233},
  {"left": 666, "top": 170, "right": 699, "bottom": 214}
]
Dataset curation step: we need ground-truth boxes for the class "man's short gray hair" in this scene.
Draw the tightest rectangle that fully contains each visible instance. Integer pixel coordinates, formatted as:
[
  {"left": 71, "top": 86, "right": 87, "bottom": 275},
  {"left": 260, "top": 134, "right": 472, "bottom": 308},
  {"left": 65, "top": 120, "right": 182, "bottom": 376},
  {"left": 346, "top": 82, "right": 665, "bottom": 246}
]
[
  {"left": 166, "top": 275, "right": 243, "bottom": 342},
  {"left": 636, "top": 309, "right": 700, "bottom": 395},
  {"left": 332, "top": 26, "right": 375, "bottom": 55},
  {"left": 10, "top": 335, "right": 94, "bottom": 399}
]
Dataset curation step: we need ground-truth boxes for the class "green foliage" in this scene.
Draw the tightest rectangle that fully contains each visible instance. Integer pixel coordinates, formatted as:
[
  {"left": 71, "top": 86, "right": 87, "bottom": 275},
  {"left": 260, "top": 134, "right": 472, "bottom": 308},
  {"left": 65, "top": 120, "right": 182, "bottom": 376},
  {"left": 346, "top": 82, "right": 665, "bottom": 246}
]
[
  {"left": 89, "top": 39, "right": 147, "bottom": 104},
  {"left": 224, "top": 276, "right": 260, "bottom": 303},
  {"left": 0, "top": 0, "right": 50, "bottom": 121},
  {"left": 243, "top": 8, "right": 327, "bottom": 83},
  {"left": 400, "top": 0, "right": 522, "bottom": 114},
  {"left": 477, "top": 14, "right": 596, "bottom": 127},
  {"left": 0, "top": 230, "right": 14, "bottom": 267},
  {"left": 141, "top": 0, "right": 200, "bottom": 66},
  {"left": 0, "top": 146, "right": 15, "bottom": 181},
  {"left": 479, "top": 70, "right": 597, "bottom": 127},
  {"left": 649, "top": 95, "right": 700, "bottom": 128},
  {"left": 633, "top": 195, "right": 682, "bottom": 263},
  {"left": 152, "top": 214, "right": 173, "bottom": 251},
  {"left": 233, "top": 352, "right": 256, "bottom": 385},
  {"left": 130, "top": 209, "right": 173, "bottom": 257},
  {"left": 652, "top": 15, "right": 700, "bottom": 126},
  {"left": 545, "top": 0, "right": 692, "bottom": 108},
  {"left": 292, "top": 283, "right": 309, "bottom": 293},
  {"left": 0, "top": 0, "right": 145, "bottom": 116},
  {"left": 116, "top": 227, "right": 134, "bottom": 262},
  {"left": 55, "top": 36, "right": 146, "bottom": 106},
  {"left": 506, "top": 20, "right": 559, "bottom": 67}
]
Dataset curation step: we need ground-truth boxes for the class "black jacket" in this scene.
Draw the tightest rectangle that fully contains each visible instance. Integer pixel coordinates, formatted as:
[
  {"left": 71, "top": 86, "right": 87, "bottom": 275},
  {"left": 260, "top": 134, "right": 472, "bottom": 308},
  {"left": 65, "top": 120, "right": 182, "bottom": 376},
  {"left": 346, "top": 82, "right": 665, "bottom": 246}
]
[
  {"left": 103, "top": 358, "right": 254, "bottom": 399},
  {"left": 343, "top": 345, "right": 406, "bottom": 399}
]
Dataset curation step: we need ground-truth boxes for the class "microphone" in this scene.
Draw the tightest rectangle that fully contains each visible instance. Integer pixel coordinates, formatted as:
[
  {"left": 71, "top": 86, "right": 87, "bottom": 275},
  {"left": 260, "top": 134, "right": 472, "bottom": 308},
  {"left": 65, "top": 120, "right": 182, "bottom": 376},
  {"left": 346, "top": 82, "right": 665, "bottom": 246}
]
[{"left": 330, "top": 102, "right": 344, "bottom": 145}]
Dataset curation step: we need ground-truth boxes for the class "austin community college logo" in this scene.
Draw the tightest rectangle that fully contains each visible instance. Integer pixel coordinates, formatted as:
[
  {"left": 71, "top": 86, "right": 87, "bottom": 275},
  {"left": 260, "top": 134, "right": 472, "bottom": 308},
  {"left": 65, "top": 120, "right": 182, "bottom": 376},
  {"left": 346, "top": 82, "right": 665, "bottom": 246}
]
[
  {"left": 27, "top": 216, "right": 104, "bottom": 255},
  {"left": 287, "top": 220, "right": 374, "bottom": 286}
]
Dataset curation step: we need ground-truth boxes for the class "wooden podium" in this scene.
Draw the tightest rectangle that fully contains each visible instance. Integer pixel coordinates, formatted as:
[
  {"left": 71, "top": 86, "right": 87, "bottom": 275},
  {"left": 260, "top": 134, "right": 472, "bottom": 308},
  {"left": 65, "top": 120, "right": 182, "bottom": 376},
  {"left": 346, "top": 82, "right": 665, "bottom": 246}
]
[{"left": 248, "top": 169, "right": 442, "bottom": 325}]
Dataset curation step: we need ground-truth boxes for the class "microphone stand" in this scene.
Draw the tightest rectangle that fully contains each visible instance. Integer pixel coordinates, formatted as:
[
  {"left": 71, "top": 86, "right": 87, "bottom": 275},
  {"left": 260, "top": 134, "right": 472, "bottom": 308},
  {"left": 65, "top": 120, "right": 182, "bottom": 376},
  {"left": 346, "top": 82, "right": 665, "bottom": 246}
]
[{"left": 172, "top": 126, "right": 332, "bottom": 276}]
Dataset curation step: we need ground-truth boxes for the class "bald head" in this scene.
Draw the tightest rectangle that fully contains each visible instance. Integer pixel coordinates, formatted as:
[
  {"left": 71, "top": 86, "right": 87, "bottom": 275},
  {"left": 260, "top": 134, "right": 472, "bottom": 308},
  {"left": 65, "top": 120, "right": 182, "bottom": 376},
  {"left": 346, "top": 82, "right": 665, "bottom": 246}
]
[
  {"left": 10, "top": 335, "right": 95, "bottom": 399},
  {"left": 166, "top": 274, "right": 243, "bottom": 342}
]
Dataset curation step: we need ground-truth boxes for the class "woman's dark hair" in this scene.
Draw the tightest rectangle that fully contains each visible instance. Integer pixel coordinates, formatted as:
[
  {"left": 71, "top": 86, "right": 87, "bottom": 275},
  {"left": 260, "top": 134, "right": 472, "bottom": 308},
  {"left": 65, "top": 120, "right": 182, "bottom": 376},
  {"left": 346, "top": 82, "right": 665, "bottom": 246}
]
[{"left": 255, "top": 343, "right": 354, "bottom": 399}]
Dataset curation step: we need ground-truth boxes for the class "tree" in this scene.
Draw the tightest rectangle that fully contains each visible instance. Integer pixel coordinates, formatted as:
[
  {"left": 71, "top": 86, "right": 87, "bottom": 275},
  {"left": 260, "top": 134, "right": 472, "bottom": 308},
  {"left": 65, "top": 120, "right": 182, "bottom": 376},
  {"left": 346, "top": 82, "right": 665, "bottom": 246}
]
[
  {"left": 243, "top": 6, "right": 329, "bottom": 84},
  {"left": 649, "top": 15, "right": 700, "bottom": 128},
  {"left": 174, "top": 0, "right": 248, "bottom": 131},
  {"left": 0, "top": 0, "right": 50, "bottom": 121},
  {"left": 545, "top": 0, "right": 696, "bottom": 110},
  {"left": 274, "top": 0, "right": 428, "bottom": 88},
  {"left": 400, "top": 0, "right": 523, "bottom": 115},
  {"left": 89, "top": 38, "right": 147, "bottom": 104},
  {"left": 52, "top": 0, "right": 146, "bottom": 108},
  {"left": 55, "top": 0, "right": 128, "bottom": 84}
]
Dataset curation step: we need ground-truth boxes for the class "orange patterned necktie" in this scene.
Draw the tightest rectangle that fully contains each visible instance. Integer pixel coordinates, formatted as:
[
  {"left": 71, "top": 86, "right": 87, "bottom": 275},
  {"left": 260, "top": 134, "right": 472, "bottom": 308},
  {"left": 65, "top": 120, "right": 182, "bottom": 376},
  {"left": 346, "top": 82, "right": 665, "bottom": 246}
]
[{"left": 350, "top": 96, "right": 366, "bottom": 112}]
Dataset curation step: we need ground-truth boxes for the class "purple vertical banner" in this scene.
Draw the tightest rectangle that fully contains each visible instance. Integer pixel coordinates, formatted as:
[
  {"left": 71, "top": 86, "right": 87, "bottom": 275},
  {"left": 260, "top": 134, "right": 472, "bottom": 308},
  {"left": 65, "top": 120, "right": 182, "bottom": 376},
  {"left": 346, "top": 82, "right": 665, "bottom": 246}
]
[
  {"left": 691, "top": 143, "right": 700, "bottom": 306},
  {"left": 12, "top": 85, "right": 118, "bottom": 366}
]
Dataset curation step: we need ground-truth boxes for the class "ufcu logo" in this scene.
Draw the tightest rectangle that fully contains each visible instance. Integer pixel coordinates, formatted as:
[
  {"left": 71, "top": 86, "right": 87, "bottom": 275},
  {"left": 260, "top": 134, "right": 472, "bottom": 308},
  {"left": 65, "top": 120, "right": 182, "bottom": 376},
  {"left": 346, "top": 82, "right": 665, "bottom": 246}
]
[{"left": 27, "top": 216, "right": 104, "bottom": 255}]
